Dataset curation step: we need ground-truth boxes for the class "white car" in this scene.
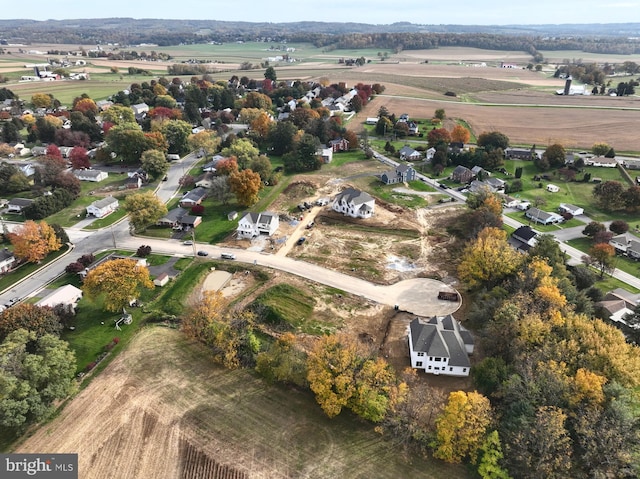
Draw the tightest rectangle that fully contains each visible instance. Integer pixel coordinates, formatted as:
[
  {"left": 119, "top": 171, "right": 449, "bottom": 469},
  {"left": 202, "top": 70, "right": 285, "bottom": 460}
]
[{"left": 183, "top": 240, "right": 193, "bottom": 246}]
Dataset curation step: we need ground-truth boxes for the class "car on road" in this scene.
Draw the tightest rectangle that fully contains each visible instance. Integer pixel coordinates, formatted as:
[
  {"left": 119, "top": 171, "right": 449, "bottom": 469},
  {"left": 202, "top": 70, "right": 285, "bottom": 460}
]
[
  {"left": 297, "top": 237, "right": 307, "bottom": 246},
  {"left": 4, "top": 297, "right": 19, "bottom": 308},
  {"left": 197, "top": 250, "right": 209, "bottom": 256},
  {"left": 220, "top": 252, "right": 236, "bottom": 260},
  {"left": 183, "top": 240, "right": 193, "bottom": 245},
  {"left": 306, "top": 221, "right": 314, "bottom": 229}
]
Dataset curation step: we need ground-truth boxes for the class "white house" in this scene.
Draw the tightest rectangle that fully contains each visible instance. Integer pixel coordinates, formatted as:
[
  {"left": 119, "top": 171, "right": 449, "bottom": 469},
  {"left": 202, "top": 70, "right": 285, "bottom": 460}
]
[
  {"left": 425, "top": 147, "right": 436, "bottom": 161},
  {"left": 73, "top": 169, "right": 108, "bottom": 182},
  {"left": 0, "top": 249, "right": 16, "bottom": 274},
  {"left": 408, "top": 315, "right": 474, "bottom": 377},
  {"left": 236, "top": 212, "right": 280, "bottom": 238},
  {"left": 525, "top": 207, "right": 563, "bottom": 225},
  {"left": 6, "top": 198, "right": 34, "bottom": 214},
  {"left": 610, "top": 233, "right": 640, "bottom": 260},
  {"left": 36, "top": 284, "right": 83, "bottom": 313},
  {"left": 546, "top": 184, "right": 560, "bottom": 193},
  {"left": 317, "top": 147, "right": 333, "bottom": 164},
  {"left": 398, "top": 145, "right": 422, "bottom": 161},
  {"left": 332, "top": 188, "right": 375, "bottom": 219},
  {"left": 584, "top": 157, "right": 617, "bottom": 167},
  {"left": 558, "top": 203, "right": 584, "bottom": 216},
  {"left": 86, "top": 196, "right": 119, "bottom": 218}
]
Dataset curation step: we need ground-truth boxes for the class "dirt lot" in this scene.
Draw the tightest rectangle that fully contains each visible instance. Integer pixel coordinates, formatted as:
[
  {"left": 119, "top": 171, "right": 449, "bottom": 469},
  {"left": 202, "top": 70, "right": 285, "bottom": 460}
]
[{"left": 16, "top": 327, "right": 469, "bottom": 479}]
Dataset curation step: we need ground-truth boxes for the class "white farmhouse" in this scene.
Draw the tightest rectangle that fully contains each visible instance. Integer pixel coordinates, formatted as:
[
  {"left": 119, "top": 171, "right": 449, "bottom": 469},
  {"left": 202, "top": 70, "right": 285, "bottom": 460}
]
[
  {"left": 408, "top": 315, "right": 474, "bottom": 377},
  {"left": 36, "top": 284, "right": 83, "bottom": 313},
  {"left": 73, "top": 169, "right": 108, "bottom": 182},
  {"left": 86, "top": 196, "right": 119, "bottom": 218},
  {"left": 332, "top": 188, "right": 375, "bottom": 219},
  {"left": 236, "top": 212, "right": 280, "bottom": 238}
]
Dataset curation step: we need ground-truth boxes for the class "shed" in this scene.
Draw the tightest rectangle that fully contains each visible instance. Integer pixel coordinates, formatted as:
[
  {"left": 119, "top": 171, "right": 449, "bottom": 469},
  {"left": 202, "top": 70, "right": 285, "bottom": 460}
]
[
  {"left": 153, "top": 273, "right": 170, "bottom": 287},
  {"left": 546, "top": 184, "right": 560, "bottom": 193}
]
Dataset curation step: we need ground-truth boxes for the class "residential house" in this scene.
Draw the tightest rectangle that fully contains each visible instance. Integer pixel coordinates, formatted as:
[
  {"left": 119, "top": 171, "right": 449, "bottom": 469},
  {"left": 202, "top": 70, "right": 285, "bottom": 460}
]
[
  {"left": 179, "top": 187, "right": 208, "bottom": 208},
  {"left": 471, "top": 165, "right": 490, "bottom": 178},
  {"left": 425, "top": 147, "right": 436, "bottom": 161},
  {"left": 195, "top": 172, "right": 215, "bottom": 188},
  {"left": 96, "top": 100, "right": 113, "bottom": 111},
  {"left": 407, "top": 121, "right": 419, "bottom": 135},
  {"left": 0, "top": 249, "right": 16, "bottom": 274},
  {"left": 236, "top": 212, "right": 280, "bottom": 238},
  {"left": 30, "top": 146, "right": 47, "bottom": 156},
  {"left": 546, "top": 184, "right": 560, "bottom": 193},
  {"left": 584, "top": 157, "right": 617, "bottom": 167},
  {"left": 332, "top": 188, "right": 375, "bottom": 219},
  {"left": 7, "top": 198, "right": 34, "bottom": 214},
  {"left": 610, "top": 233, "right": 640, "bottom": 259},
  {"left": 451, "top": 165, "right": 473, "bottom": 184},
  {"left": 86, "top": 196, "right": 118, "bottom": 218},
  {"left": 398, "top": 145, "right": 422, "bottom": 161},
  {"left": 468, "top": 180, "right": 496, "bottom": 194},
  {"left": 202, "top": 155, "right": 226, "bottom": 172},
  {"left": 380, "top": 164, "right": 416, "bottom": 185},
  {"left": 505, "top": 148, "right": 536, "bottom": 160},
  {"left": 73, "top": 169, "right": 108, "bottom": 182},
  {"left": 596, "top": 291, "right": 638, "bottom": 325},
  {"left": 317, "top": 147, "right": 333, "bottom": 164},
  {"left": 59, "top": 146, "right": 73, "bottom": 158},
  {"left": 407, "top": 315, "right": 474, "bottom": 377},
  {"left": 525, "top": 207, "right": 563, "bottom": 225},
  {"left": 158, "top": 207, "right": 188, "bottom": 229},
  {"left": 180, "top": 215, "right": 202, "bottom": 230},
  {"left": 125, "top": 176, "right": 142, "bottom": 189},
  {"left": 131, "top": 102, "right": 149, "bottom": 119},
  {"left": 36, "top": 284, "right": 83, "bottom": 313},
  {"left": 19, "top": 164, "right": 35, "bottom": 177},
  {"left": 511, "top": 225, "right": 538, "bottom": 252},
  {"left": 329, "top": 138, "right": 350, "bottom": 153},
  {"left": 623, "top": 158, "right": 640, "bottom": 170},
  {"left": 558, "top": 203, "right": 584, "bottom": 216},
  {"left": 485, "top": 177, "right": 506, "bottom": 190}
]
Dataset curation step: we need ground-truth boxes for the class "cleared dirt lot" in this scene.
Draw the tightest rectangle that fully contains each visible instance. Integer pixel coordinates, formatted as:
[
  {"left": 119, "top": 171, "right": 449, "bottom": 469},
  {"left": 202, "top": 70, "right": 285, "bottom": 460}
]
[{"left": 16, "top": 327, "right": 469, "bottom": 479}]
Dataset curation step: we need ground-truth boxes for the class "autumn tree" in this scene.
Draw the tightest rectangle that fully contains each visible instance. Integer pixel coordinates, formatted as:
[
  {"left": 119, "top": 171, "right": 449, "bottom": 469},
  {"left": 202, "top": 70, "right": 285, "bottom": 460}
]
[
  {"left": 249, "top": 154, "right": 273, "bottom": 183},
  {"left": 187, "top": 129, "right": 220, "bottom": 157},
  {"left": 255, "top": 332, "right": 308, "bottom": 387},
  {"left": 0, "top": 329, "right": 76, "bottom": 430},
  {"left": 476, "top": 430, "right": 512, "bottom": 479},
  {"left": 73, "top": 97, "right": 98, "bottom": 115},
  {"left": 609, "top": 220, "right": 629, "bottom": 235},
  {"left": 587, "top": 243, "right": 616, "bottom": 278},
  {"left": 140, "top": 149, "right": 169, "bottom": 180},
  {"left": 432, "top": 390, "right": 493, "bottom": 463},
  {"left": 451, "top": 124, "right": 471, "bottom": 144},
  {"left": 592, "top": 142, "right": 611, "bottom": 156},
  {"left": 215, "top": 156, "right": 239, "bottom": 176},
  {"left": 106, "top": 122, "right": 149, "bottom": 163},
  {"left": 593, "top": 180, "right": 626, "bottom": 211},
  {"left": 541, "top": 144, "right": 566, "bottom": 169},
  {"left": 0, "top": 304, "right": 62, "bottom": 341},
  {"left": 69, "top": 146, "right": 90, "bottom": 169},
  {"left": 9, "top": 220, "right": 62, "bottom": 263},
  {"left": 31, "top": 92, "right": 52, "bottom": 109},
  {"left": 458, "top": 227, "right": 523, "bottom": 289},
  {"left": 243, "top": 91, "right": 272, "bottom": 110},
  {"left": 123, "top": 191, "right": 168, "bottom": 232},
  {"left": 82, "top": 258, "right": 154, "bottom": 312},
  {"left": 249, "top": 111, "right": 273, "bottom": 141},
  {"left": 435, "top": 108, "right": 446, "bottom": 120},
  {"left": 229, "top": 169, "right": 263, "bottom": 207},
  {"left": 427, "top": 128, "right": 452, "bottom": 147},
  {"left": 101, "top": 104, "right": 135, "bottom": 125},
  {"left": 221, "top": 138, "right": 260, "bottom": 169}
]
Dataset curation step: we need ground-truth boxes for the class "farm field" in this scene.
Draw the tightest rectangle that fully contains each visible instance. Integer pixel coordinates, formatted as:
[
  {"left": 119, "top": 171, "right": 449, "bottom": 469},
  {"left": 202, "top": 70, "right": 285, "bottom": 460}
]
[{"left": 15, "top": 327, "right": 470, "bottom": 479}]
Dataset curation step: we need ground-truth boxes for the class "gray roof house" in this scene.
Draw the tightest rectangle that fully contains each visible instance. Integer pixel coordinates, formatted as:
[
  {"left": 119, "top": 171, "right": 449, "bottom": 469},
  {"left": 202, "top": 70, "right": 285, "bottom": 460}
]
[
  {"left": 398, "top": 146, "right": 422, "bottom": 161},
  {"left": 525, "top": 207, "right": 563, "bottom": 225},
  {"left": 86, "top": 196, "right": 118, "bottom": 218},
  {"left": 407, "top": 316, "right": 474, "bottom": 377},
  {"left": 610, "top": 233, "right": 640, "bottom": 260},
  {"left": 237, "top": 212, "right": 280, "bottom": 238},
  {"left": 452, "top": 165, "right": 473, "bottom": 184},
  {"left": 332, "top": 188, "right": 375, "bottom": 219},
  {"left": 158, "top": 207, "right": 188, "bottom": 228},
  {"left": 380, "top": 164, "right": 416, "bottom": 185},
  {"left": 7, "top": 198, "right": 34, "bottom": 213},
  {"left": 0, "top": 248, "right": 16, "bottom": 274},
  {"left": 510, "top": 225, "right": 537, "bottom": 252},
  {"left": 179, "top": 187, "right": 208, "bottom": 208}
]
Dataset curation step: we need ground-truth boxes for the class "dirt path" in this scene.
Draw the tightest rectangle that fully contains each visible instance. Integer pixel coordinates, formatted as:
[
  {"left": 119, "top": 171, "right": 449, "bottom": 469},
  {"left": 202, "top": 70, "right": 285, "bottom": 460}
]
[{"left": 276, "top": 205, "right": 322, "bottom": 257}]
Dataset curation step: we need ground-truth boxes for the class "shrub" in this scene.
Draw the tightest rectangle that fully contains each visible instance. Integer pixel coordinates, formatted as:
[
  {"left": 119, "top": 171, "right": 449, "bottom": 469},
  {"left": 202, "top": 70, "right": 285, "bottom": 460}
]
[
  {"left": 560, "top": 212, "right": 574, "bottom": 221},
  {"left": 65, "top": 261, "right": 84, "bottom": 273},
  {"left": 78, "top": 253, "right": 94, "bottom": 266}
]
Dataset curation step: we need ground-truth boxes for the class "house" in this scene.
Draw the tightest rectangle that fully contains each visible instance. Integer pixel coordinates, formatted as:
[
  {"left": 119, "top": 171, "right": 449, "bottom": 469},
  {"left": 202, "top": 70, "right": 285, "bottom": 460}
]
[
  {"left": 451, "top": 165, "right": 473, "bottom": 184},
  {"left": 485, "top": 177, "right": 506, "bottom": 190},
  {"left": 131, "top": 103, "right": 149, "bottom": 118},
  {"left": 0, "top": 249, "right": 16, "bottom": 274},
  {"left": 525, "top": 207, "right": 563, "bottom": 225},
  {"left": 380, "top": 164, "right": 416, "bottom": 185},
  {"left": 227, "top": 211, "right": 238, "bottom": 221},
  {"left": 317, "top": 147, "right": 333, "bottom": 164},
  {"left": 471, "top": 165, "right": 490, "bottom": 178},
  {"left": 398, "top": 146, "right": 422, "bottom": 161},
  {"left": 7, "top": 198, "right": 34, "bottom": 214},
  {"left": 511, "top": 225, "right": 538, "bottom": 252},
  {"left": 610, "top": 233, "right": 640, "bottom": 259},
  {"left": 332, "top": 188, "right": 375, "bottom": 219},
  {"left": 407, "top": 315, "right": 474, "bottom": 377},
  {"left": 584, "top": 157, "right": 617, "bottom": 167},
  {"left": 86, "top": 196, "right": 118, "bottom": 218},
  {"left": 546, "top": 184, "right": 560, "bottom": 193},
  {"left": 96, "top": 100, "right": 113, "bottom": 111},
  {"left": 125, "top": 176, "right": 142, "bottom": 189},
  {"left": 19, "top": 164, "right": 35, "bottom": 177},
  {"left": 596, "top": 291, "right": 638, "bottom": 325},
  {"left": 515, "top": 201, "right": 531, "bottom": 211},
  {"left": 329, "top": 138, "right": 349, "bottom": 153},
  {"left": 407, "top": 122, "right": 419, "bottom": 135},
  {"left": 505, "top": 148, "right": 536, "bottom": 160},
  {"left": 623, "top": 158, "right": 640, "bottom": 170},
  {"left": 236, "top": 212, "right": 280, "bottom": 238},
  {"left": 558, "top": 203, "right": 584, "bottom": 216},
  {"left": 425, "top": 147, "right": 436, "bottom": 161},
  {"left": 195, "top": 172, "right": 215, "bottom": 188},
  {"left": 158, "top": 207, "right": 188, "bottom": 228},
  {"left": 179, "top": 187, "right": 208, "bottom": 208},
  {"left": 73, "top": 169, "right": 108, "bottom": 182},
  {"left": 36, "top": 284, "right": 83, "bottom": 313},
  {"left": 468, "top": 180, "right": 496, "bottom": 194},
  {"left": 153, "top": 273, "right": 170, "bottom": 287},
  {"left": 202, "top": 155, "right": 225, "bottom": 172},
  {"left": 31, "top": 146, "right": 47, "bottom": 156}
]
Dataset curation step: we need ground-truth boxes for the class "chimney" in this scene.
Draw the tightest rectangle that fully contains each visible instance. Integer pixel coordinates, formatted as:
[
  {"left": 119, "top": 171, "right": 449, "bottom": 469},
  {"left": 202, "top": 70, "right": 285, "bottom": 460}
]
[{"left": 563, "top": 76, "right": 572, "bottom": 96}]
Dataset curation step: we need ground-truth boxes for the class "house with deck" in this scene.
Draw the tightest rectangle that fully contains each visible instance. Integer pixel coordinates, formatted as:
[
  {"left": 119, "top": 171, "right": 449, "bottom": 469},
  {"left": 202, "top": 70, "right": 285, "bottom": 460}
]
[
  {"left": 407, "top": 315, "right": 474, "bottom": 377},
  {"left": 332, "top": 188, "right": 375, "bottom": 219}
]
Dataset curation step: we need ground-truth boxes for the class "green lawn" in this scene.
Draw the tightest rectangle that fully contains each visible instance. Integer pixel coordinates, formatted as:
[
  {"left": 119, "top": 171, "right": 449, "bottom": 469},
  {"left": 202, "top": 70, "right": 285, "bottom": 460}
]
[
  {"left": 0, "top": 245, "right": 70, "bottom": 294},
  {"left": 505, "top": 211, "right": 585, "bottom": 231},
  {"left": 568, "top": 237, "right": 640, "bottom": 279}
]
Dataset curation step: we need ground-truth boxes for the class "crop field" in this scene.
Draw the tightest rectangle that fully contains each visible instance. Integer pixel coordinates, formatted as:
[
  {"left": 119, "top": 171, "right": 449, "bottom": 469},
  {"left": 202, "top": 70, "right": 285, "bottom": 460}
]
[{"left": 15, "top": 327, "right": 469, "bottom": 479}]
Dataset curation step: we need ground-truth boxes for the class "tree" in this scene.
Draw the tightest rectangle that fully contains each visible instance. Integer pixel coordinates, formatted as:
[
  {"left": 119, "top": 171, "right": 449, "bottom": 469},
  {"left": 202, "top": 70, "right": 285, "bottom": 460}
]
[
  {"left": 477, "top": 131, "right": 509, "bottom": 150},
  {"left": 82, "top": 258, "right": 154, "bottom": 312},
  {"left": 432, "top": 390, "right": 493, "bottom": 463},
  {"left": 0, "top": 304, "right": 62, "bottom": 341},
  {"left": 592, "top": 142, "right": 611, "bottom": 156},
  {"left": 350, "top": 94, "right": 363, "bottom": 113},
  {"left": 283, "top": 133, "right": 321, "bottom": 173},
  {"left": 243, "top": 91, "right": 272, "bottom": 110},
  {"left": 249, "top": 154, "right": 273, "bottom": 183},
  {"left": 31, "top": 92, "right": 52, "bottom": 109},
  {"left": 255, "top": 333, "right": 308, "bottom": 387},
  {"left": 123, "top": 191, "right": 168, "bottom": 233},
  {"left": 588, "top": 243, "right": 616, "bottom": 278},
  {"left": 0, "top": 329, "right": 76, "bottom": 430},
  {"left": 9, "top": 220, "right": 62, "bottom": 263},
  {"left": 451, "top": 124, "right": 471, "bottom": 144},
  {"left": 229, "top": 169, "right": 263, "bottom": 207},
  {"left": 136, "top": 245, "right": 152, "bottom": 257},
  {"left": 269, "top": 120, "right": 298, "bottom": 156},
  {"left": 434, "top": 108, "right": 446, "bottom": 120},
  {"left": 221, "top": 138, "right": 260, "bottom": 170},
  {"left": 458, "top": 227, "right": 523, "bottom": 289},
  {"left": 101, "top": 104, "right": 135, "bottom": 125},
  {"left": 209, "top": 176, "right": 232, "bottom": 205},
  {"left": 593, "top": 180, "right": 626, "bottom": 211},
  {"left": 375, "top": 116, "right": 393, "bottom": 136},
  {"left": 106, "top": 123, "right": 149, "bottom": 163},
  {"left": 69, "top": 146, "right": 90, "bottom": 169},
  {"left": 188, "top": 130, "right": 220, "bottom": 157},
  {"left": 160, "top": 119, "right": 192, "bottom": 155},
  {"left": 73, "top": 97, "right": 98, "bottom": 115},
  {"left": 624, "top": 185, "right": 640, "bottom": 212},
  {"left": 583, "top": 221, "right": 605, "bottom": 237},
  {"left": 215, "top": 156, "right": 239, "bottom": 176},
  {"left": 140, "top": 149, "right": 169, "bottom": 181},
  {"left": 542, "top": 144, "right": 566, "bottom": 169},
  {"left": 609, "top": 220, "right": 629, "bottom": 235},
  {"left": 264, "top": 66, "right": 277, "bottom": 82},
  {"left": 427, "top": 128, "right": 451, "bottom": 147},
  {"left": 476, "top": 430, "right": 512, "bottom": 479}
]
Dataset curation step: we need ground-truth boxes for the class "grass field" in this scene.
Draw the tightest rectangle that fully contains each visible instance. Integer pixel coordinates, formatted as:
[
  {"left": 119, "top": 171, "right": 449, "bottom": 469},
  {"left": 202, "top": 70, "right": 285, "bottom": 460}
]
[
  {"left": 15, "top": 327, "right": 470, "bottom": 479},
  {"left": 568, "top": 237, "right": 640, "bottom": 279}
]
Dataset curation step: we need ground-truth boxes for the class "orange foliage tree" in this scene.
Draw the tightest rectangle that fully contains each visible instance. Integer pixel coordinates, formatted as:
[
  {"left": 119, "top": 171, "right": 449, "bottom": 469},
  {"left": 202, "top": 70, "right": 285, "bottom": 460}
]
[
  {"left": 9, "top": 220, "right": 62, "bottom": 263},
  {"left": 229, "top": 169, "right": 263, "bottom": 207},
  {"left": 451, "top": 124, "right": 471, "bottom": 144}
]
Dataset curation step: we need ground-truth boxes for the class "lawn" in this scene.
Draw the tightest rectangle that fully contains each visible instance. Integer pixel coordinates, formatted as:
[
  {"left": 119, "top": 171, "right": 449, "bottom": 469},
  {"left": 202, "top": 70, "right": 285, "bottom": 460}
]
[
  {"left": 567, "top": 237, "right": 640, "bottom": 279},
  {"left": 0, "top": 244, "right": 69, "bottom": 293},
  {"left": 505, "top": 211, "right": 585, "bottom": 232}
]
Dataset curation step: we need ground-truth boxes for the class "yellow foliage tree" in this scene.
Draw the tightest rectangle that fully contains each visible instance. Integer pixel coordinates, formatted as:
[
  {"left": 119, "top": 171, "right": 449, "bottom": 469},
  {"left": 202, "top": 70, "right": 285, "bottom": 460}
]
[
  {"left": 9, "top": 220, "right": 61, "bottom": 264},
  {"left": 31, "top": 92, "right": 52, "bottom": 109},
  {"left": 458, "top": 227, "right": 523, "bottom": 289},
  {"left": 21, "top": 113, "right": 36, "bottom": 126},
  {"left": 187, "top": 130, "right": 220, "bottom": 157},
  {"left": 451, "top": 124, "right": 471, "bottom": 144},
  {"left": 229, "top": 168, "right": 263, "bottom": 207},
  {"left": 82, "top": 258, "right": 154, "bottom": 312},
  {"left": 433, "top": 390, "right": 493, "bottom": 463},
  {"left": 123, "top": 191, "right": 168, "bottom": 233},
  {"left": 250, "top": 111, "right": 273, "bottom": 139},
  {"left": 570, "top": 368, "right": 607, "bottom": 407}
]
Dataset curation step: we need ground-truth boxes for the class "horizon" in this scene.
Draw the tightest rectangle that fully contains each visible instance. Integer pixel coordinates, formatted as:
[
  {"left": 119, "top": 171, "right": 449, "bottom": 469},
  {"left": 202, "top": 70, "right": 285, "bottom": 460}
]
[{"left": 2, "top": 0, "right": 640, "bottom": 26}]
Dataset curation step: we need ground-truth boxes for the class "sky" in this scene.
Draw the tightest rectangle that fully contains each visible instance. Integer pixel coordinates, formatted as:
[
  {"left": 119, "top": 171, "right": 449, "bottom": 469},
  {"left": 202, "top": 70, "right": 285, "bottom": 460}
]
[{"left": 2, "top": 0, "right": 640, "bottom": 25}]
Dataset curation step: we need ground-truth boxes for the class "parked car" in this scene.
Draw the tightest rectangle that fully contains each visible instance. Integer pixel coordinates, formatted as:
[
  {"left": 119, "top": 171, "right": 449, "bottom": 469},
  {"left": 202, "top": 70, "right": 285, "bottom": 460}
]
[
  {"left": 306, "top": 221, "right": 315, "bottom": 229},
  {"left": 297, "top": 237, "right": 307, "bottom": 246},
  {"left": 4, "top": 297, "right": 19, "bottom": 308},
  {"left": 197, "top": 250, "right": 209, "bottom": 257},
  {"left": 220, "top": 252, "right": 236, "bottom": 260},
  {"left": 183, "top": 240, "right": 193, "bottom": 246}
]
